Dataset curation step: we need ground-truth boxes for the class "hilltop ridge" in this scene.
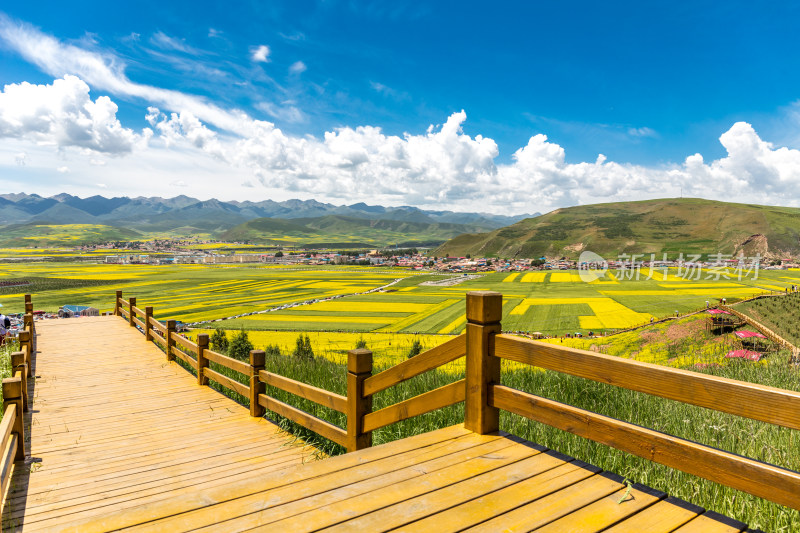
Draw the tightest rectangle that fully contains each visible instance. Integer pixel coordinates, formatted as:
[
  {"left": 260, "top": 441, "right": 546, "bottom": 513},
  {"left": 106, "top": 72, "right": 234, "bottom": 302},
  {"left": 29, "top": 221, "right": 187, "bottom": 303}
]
[{"left": 435, "top": 198, "right": 800, "bottom": 259}]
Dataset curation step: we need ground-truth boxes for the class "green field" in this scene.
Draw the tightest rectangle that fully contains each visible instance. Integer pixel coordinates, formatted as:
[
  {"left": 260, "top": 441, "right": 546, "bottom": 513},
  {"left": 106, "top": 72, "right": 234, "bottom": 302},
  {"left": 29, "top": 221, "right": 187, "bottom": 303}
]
[{"left": 0, "top": 262, "right": 794, "bottom": 338}]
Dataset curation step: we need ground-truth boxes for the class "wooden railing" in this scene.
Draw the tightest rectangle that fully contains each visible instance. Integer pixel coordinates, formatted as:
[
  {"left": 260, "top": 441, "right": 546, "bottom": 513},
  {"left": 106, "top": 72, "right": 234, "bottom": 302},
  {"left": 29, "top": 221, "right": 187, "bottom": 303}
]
[
  {"left": 112, "top": 290, "right": 800, "bottom": 511},
  {"left": 114, "top": 291, "right": 467, "bottom": 452},
  {"left": 461, "top": 291, "right": 800, "bottom": 511},
  {"left": 1, "top": 294, "right": 34, "bottom": 511}
]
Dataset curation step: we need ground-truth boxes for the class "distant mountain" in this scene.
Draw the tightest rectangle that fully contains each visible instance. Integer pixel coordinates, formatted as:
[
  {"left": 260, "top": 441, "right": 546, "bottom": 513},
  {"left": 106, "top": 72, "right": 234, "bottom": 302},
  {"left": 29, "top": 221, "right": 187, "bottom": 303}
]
[
  {"left": 220, "top": 214, "right": 492, "bottom": 247},
  {"left": 0, "top": 193, "right": 535, "bottom": 236},
  {"left": 435, "top": 198, "right": 800, "bottom": 259}
]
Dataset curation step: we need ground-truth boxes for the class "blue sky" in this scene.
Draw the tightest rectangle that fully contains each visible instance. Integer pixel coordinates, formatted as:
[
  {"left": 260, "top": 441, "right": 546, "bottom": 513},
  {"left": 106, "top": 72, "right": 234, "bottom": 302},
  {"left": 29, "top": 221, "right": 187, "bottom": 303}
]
[{"left": 2, "top": 1, "right": 800, "bottom": 214}]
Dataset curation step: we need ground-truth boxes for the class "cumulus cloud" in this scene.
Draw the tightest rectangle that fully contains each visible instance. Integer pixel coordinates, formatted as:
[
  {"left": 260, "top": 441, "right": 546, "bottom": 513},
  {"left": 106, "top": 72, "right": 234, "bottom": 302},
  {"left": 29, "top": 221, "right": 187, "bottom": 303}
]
[
  {"left": 250, "top": 45, "right": 270, "bottom": 63},
  {"left": 0, "top": 76, "right": 141, "bottom": 154},
  {"left": 289, "top": 61, "right": 307, "bottom": 75}
]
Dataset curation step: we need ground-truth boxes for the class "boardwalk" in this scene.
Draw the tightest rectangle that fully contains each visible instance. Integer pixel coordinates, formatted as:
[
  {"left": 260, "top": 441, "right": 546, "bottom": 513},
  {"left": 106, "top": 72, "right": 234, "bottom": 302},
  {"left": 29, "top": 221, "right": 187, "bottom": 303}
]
[
  {"left": 2, "top": 316, "right": 318, "bottom": 531},
  {"left": 59, "top": 426, "right": 748, "bottom": 532},
  {"left": 1, "top": 314, "right": 758, "bottom": 532}
]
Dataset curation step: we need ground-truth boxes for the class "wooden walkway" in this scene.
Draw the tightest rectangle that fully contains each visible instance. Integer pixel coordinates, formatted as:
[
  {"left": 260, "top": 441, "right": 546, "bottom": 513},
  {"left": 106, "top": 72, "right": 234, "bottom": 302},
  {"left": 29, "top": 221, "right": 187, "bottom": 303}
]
[
  {"left": 58, "top": 425, "right": 749, "bottom": 532},
  {"left": 2, "top": 316, "right": 319, "bottom": 531},
  {"left": 0, "top": 314, "right": 761, "bottom": 531}
]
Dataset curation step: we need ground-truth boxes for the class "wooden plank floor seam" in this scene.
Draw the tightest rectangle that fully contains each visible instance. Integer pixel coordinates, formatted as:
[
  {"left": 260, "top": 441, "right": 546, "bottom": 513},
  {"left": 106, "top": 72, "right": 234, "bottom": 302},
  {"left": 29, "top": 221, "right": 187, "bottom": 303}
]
[{"left": 1, "top": 316, "right": 753, "bottom": 532}]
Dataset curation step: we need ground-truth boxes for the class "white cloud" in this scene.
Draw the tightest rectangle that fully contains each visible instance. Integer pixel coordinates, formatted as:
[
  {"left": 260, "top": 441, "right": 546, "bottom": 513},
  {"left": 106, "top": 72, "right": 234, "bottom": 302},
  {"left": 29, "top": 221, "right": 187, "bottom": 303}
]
[
  {"left": 289, "top": 61, "right": 307, "bottom": 75},
  {"left": 0, "top": 76, "right": 141, "bottom": 154},
  {"left": 256, "top": 102, "right": 307, "bottom": 124},
  {"left": 250, "top": 45, "right": 270, "bottom": 63},
  {"left": 150, "top": 31, "right": 198, "bottom": 54},
  {"left": 628, "top": 126, "right": 657, "bottom": 138},
  {"left": 0, "top": 15, "right": 252, "bottom": 134}
]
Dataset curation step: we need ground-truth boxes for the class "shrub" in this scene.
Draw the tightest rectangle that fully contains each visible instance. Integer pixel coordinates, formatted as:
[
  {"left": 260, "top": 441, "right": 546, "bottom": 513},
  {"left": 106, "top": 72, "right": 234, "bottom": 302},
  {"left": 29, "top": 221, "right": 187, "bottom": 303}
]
[
  {"left": 228, "top": 330, "right": 254, "bottom": 361},
  {"left": 407, "top": 339, "right": 423, "bottom": 358},
  {"left": 209, "top": 329, "right": 229, "bottom": 353},
  {"left": 293, "top": 333, "right": 314, "bottom": 359},
  {"left": 264, "top": 344, "right": 281, "bottom": 357}
]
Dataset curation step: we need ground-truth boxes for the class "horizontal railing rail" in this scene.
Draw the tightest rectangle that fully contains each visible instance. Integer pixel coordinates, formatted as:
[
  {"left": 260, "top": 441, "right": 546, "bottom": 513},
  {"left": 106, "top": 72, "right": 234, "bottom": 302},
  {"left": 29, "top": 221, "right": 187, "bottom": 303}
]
[
  {"left": 463, "top": 290, "right": 800, "bottom": 512},
  {"left": 494, "top": 334, "right": 800, "bottom": 430}
]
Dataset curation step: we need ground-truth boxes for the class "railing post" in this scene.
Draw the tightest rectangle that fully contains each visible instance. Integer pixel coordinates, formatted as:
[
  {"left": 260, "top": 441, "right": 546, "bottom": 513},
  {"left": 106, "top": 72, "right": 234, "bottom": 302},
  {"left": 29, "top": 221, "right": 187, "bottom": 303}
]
[
  {"left": 249, "top": 350, "right": 266, "bottom": 417},
  {"left": 166, "top": 320, "right": 176, "bottom": 361},
  {"left": 465, "top": 291, "right": 503, "bottom": 434},
  {"left": 18, "top": 330, "right": 32, "bottom": 378},
  {"left": 128, "top": 297, "right": 136, "bottom": 327},
  {"left": 346, "top": 348, "right": 373, "bottom": 452},
  {"left": 197, "top": 334, "right": 209, "bottom": 386},
  {"left": 2, "top": 374, "right": 26, "bottom": 461},
  {"left": 114, "top": 290, "right": 122, "bottom": 316},
  {"left": 144, "top": 306, "right": 153, "bottom": 342},
  {"left": 10, "top": 351, "right": 28, "bottom": 412}
]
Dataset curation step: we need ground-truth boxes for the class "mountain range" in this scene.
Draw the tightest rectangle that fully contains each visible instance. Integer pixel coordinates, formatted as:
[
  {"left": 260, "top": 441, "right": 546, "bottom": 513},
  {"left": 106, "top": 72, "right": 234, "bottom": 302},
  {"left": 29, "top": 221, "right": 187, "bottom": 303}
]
[{"left": 0, "top": 193, "right": 536, "bottom": 247}]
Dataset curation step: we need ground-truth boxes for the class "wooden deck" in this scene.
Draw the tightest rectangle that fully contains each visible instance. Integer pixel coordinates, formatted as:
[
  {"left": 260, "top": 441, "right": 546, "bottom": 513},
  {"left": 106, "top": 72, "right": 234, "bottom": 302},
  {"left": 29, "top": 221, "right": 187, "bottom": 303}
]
[
  {"left": 2, "top": 316, "right": 319, "bottom": 531},
  {"left": 3, "top": 315, "right": 754, "bottom": 532},
  {"left": 59, "top": 425, "right": 749, "bottom": 532}
]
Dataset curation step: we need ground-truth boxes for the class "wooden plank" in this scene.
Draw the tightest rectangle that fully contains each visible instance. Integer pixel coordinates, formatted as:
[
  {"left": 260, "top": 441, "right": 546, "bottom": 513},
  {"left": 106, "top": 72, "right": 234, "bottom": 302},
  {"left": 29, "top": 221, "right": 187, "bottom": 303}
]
[
  {"left": 56, "top": 426, "right": 473, "bottom": 532},
  {"left": 401, "top": 460, "right": 599, "bottom": 532},
  {"left": 465, "top": 472, "right": 624, "bottom": 531},
  {"left": 241, "top": 436, "right": 540, "bottom": 532},
  {"left": 204, "top": 367, "right": 250, "bottom": 397},
  {"left": 363, "top": 334, "right": 465, "bottom": 397},
  {"left": 170, "top": 345, "right": 197, "bottom": 368},
  {"left": 165, "top": 434, "right": 521, "bottom": 533},
  {"left": 321, "top": 447, "right": 569, "bottom": 532},
  {"left": 534, "top": 483, "right": 666, "bottom": 532},
  {"left": 171, "top": 333, "right": 197, "bottom": 353},
  {"left": 673, "top": 511, "right": 748, "bottom": 532},
  {"left": 604, "top": 497, "right": 705, "bottom": 532},
  {"left": 204, "top": 349, "right": 250, "bottom": 375},
  {"left": 258, "top": 394, "right": 347, "bottom": 447},
  {"left": 362, "top": 379, "right": 465, "bottom": 433},
  {"left": 149, "top": 317, "right": 166, "bottom": 333},
  {"left": 492, "top": 384, "right": 800, "bottom": 510},
  {"left": 259, "top": 370, "right": 347, "bottom": 413},
  {"left": 496, "top": 334, "right": 800, "bottom": 431}
]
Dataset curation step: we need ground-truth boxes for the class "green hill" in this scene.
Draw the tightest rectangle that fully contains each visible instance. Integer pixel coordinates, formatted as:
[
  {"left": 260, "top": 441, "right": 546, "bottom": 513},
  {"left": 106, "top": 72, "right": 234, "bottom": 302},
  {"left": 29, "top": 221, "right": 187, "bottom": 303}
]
[
  {"left": 221, "top": 215, "right": 488, "bottom": 247},
  {"left": 435, "top": 198, "right": 800, "bottom": 259},
  {"left": 0, "top": 223, "right": 141, "bottom": 247}
]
